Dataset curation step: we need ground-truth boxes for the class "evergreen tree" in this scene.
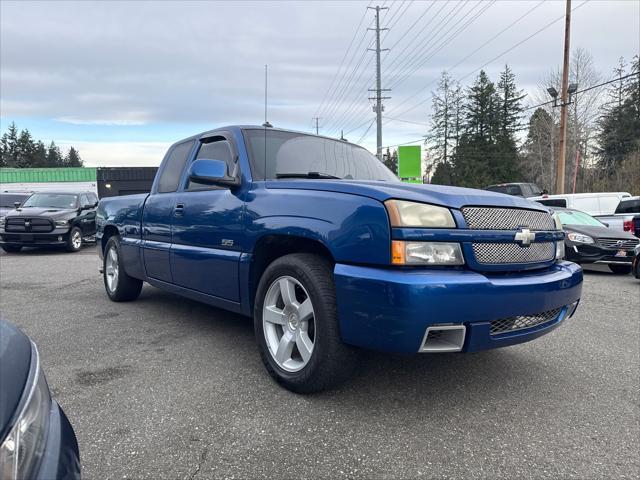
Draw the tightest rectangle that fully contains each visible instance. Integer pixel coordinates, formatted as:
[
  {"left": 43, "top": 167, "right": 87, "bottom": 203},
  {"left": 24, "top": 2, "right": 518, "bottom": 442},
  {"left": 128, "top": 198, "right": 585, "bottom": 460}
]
[
  {"left": 46, "top": 141, "right": 63, "bottom": 167},
  {"left": 16, "top": 129, "right": 35, "bottom": 167},
  {"left": 65, "top": 146, "right": 83, "bottom": 167},
  {"left": 0, "top": 122, "right": 82, "bottom": 168},
  {"left": 496, "top": 65, "right": 526, "bottom": 139},
  {"left": 33, "top": 141, "right": 47, "bottom": 167},
  {"left": 1, "top": 122, "right": 19, "bottom": 167},
  {"left": 427, "top": 72, "right": 456, "bottom": 168}
]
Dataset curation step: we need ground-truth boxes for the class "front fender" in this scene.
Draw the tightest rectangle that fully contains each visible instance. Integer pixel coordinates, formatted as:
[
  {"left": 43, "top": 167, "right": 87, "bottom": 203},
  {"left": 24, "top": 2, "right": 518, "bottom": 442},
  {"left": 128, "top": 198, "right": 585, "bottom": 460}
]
[{"left": 244, "top": 187, "right": 391, "bottom": 265}]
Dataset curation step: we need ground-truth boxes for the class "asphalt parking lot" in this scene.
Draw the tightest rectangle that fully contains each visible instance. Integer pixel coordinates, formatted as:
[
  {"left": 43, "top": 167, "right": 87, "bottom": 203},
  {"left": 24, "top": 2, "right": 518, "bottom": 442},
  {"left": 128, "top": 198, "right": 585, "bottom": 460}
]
[{"left": 1, "top": 248, "right": 638, "bottom": 479}]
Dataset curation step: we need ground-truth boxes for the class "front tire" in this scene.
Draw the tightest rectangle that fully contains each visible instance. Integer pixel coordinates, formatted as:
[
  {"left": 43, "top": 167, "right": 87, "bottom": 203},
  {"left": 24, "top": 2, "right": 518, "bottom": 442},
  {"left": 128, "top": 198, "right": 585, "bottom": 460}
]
[
  {"left": 103, "top": 236, "right": 143, "bottom": 302},
  {"left": 609, "top": 264, "right": 632, "bottom": 275},
  {"left": 66, "top": 227, "right": 83, "bottom": 252},
  {"left": 1, "top": 245, "right": 22, "bottom": 253},
  {"left": 254, "top": 253, "right": 357, "bottom": 393}
]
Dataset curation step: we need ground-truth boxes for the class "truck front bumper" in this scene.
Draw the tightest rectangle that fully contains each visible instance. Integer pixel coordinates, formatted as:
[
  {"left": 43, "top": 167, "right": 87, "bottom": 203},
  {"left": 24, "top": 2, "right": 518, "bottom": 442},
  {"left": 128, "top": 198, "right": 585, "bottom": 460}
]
[
  {"left": 0, "top": 229, "right": 71, "bottom": 247},
  {"left": 334, "top": 261, "right": 583, "bottom": 354}
]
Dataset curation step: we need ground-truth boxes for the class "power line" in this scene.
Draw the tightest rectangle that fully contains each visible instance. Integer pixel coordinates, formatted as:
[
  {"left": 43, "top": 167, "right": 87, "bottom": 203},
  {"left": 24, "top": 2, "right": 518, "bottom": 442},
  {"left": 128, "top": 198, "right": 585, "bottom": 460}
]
[
  {"left": 386, "top": 0, "right": 476, "bottom": 86},
  {"left": 523, "top": 70, "right": 640, "bottom": 112},
  {"left": 385, "top": 0, "right": 589, "bottom": 122},
  {"left": 323, "top": 3, "right": 394, "bottom": 133},
  {"left": 314, "top": 1, "right": 373, "bottom": 120},
  {"left": 356, "top": 119, "right": 377, "bottom": 143},
  {"left": 388, "top": 0, "right": 496, "bottom": 90},
  {"left": 327, "top": 2, "right": 415, "bottom": 136}
]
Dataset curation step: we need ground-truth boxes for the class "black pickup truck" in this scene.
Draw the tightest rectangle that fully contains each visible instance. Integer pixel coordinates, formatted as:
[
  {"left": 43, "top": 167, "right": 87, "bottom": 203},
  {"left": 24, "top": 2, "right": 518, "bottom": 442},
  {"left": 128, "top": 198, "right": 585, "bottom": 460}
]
[{"left": 0, "top": 191, "right": 98, "bottom": 253}]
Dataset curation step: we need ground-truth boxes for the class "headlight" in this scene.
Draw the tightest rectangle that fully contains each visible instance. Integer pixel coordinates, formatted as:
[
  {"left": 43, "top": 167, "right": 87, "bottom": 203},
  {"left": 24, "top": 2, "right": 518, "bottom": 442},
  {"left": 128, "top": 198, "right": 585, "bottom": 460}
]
[
  {"left": 0, "top": 216, "right": 5, "bottom": 226},
  {"left": 385, "top": 200, "right": 456, "bottom": 228},
  {"left": 392, "top": 241, "right": 464, "bottom": 265},
  {"left": 0, "top": 344, "right": 51, "bottom": 480},
  {"left": 567, "top": 232, "right": 594, "bottom": 244},
  {"left": 552, "top": 212, "right": 562, "bottom": 230},
  {"left": 54, "top": 219, "right": 69, "bottom": 227},
  {"left": 556, "top": 241, "right": 565, "bottom": 260}
]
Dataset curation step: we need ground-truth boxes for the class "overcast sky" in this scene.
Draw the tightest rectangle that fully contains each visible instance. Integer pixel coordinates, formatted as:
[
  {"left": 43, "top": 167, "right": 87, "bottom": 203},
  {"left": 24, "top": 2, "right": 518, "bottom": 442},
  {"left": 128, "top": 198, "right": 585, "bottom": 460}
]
[{"left": 1, "top": 0, "right": 638, "bottom": 167}]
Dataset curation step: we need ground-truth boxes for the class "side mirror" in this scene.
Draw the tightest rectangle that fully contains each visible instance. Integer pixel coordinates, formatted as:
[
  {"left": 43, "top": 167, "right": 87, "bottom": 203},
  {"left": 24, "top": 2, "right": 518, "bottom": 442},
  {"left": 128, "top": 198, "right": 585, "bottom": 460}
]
[
  {"left": 13, "top": 201, "right": 21, "bottom": 208},
  {"left": 188, "top": 159, "right": 239, "bottom": 187}
]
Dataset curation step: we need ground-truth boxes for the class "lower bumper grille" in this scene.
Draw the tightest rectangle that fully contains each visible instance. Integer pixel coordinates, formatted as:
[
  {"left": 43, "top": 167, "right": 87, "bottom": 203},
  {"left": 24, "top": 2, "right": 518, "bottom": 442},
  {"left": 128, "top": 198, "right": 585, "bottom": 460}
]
[
  {"left": 490, "top": 307, "right": 563, "bottom": 335},
  {"left": 472, "top": 242, "right": 555, "bottom": 264}
]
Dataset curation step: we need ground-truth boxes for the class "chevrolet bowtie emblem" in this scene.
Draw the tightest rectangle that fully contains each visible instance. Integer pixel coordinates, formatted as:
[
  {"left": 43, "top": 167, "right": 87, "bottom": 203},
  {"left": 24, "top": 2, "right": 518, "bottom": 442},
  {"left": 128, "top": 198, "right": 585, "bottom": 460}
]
[{"left": 514, "top": 228, "right": 535, "bottom": 247}]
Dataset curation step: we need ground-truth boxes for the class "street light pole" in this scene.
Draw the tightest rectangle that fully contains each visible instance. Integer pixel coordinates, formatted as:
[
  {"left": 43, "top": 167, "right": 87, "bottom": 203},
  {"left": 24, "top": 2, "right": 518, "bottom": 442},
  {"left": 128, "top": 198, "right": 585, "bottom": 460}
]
[{"left": 556, "top": 0, "right": 572, "bottom": 194}]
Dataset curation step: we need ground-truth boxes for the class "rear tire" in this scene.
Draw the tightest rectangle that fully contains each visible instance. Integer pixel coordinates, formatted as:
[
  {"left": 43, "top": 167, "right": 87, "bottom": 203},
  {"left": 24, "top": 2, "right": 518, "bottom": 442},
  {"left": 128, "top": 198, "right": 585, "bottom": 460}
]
[
  {"left": 0, "top": 245, "right": 22, "bottom": 253},
  {"left": 609, "top": 264, "right": 632, "bottom": 275},
  {"left": 253, "top": 253, "right": 358, "bottom": 393},
  {"left": 66, "top": 227, "right": 83, "bottom": 252},
  {"left": 103, "top": 236, "right": 143, "bottom": 302}
]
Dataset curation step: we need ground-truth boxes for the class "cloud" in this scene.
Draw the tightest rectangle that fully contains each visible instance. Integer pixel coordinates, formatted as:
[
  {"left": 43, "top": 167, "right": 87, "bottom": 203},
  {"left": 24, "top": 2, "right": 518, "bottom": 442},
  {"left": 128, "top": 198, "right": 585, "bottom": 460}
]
[
  {"left": 56, "top": 141, "right": 170, "bottom": 167},
  {"left": 1, "top": 0, "right": 638, "bottom": 164}
]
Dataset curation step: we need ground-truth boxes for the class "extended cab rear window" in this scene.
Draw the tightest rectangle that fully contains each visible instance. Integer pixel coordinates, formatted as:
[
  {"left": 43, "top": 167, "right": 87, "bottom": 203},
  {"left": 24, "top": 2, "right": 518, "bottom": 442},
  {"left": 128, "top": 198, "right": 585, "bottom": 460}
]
[
  {"left": 614, "top": 199, "right": 640, "bottom": 214},
  {"left": 157, "top": 141, "right": 194, "bottom": 193}
]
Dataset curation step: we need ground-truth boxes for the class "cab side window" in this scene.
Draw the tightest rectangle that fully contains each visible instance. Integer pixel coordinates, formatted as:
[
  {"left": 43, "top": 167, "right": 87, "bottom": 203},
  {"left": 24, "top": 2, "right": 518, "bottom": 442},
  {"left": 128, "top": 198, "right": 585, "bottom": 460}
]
[
  {"left": 186, "top": 138, "right": 235, "bottom": 191},
  {"left": 80, "top": 194, "right": 90, "bottom": 208},
  {"left": 157, "top": 141, "right": 194, "bottom": 193}
]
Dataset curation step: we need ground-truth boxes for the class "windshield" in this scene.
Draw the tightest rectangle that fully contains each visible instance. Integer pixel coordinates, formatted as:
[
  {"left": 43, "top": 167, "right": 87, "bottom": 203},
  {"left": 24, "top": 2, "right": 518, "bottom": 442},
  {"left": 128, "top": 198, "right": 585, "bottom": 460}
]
[
  {"left": 0, "top": 193, "right": 29, "bottom": 208},
  {"left": 243, "top": 129, "right": 399, "bottom": 182},
  {"left": 21, "top": 193, "right": 78, "bottom": 209},
  {"left": 557, "top": 210, "right": 604, "bottom": 227}
]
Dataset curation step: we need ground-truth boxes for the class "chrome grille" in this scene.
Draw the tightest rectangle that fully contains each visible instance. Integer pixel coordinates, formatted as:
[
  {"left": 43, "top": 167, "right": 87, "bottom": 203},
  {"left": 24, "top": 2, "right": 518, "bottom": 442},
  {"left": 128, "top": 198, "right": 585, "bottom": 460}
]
[
  {"left": 597, "top": 238, "right": 639, "bottom": 250},
  {"left": 462, "top": 207, "right": 554, "bottom": 231},
  {"left": 472, "top": 242, "right": 555, "bottom": 264},
  {"left": 490, "top": 307, "right": 563, "bottom": 335},
  {"left": 5, "top": 217, "right": 54, "bottom": 232}
]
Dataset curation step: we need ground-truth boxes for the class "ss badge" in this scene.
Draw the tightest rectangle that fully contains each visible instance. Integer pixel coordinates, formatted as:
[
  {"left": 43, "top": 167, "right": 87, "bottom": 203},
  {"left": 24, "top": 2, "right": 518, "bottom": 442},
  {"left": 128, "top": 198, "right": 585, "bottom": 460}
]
[{"left": 221, "top": 239, "right": 234, "bottom": 247}]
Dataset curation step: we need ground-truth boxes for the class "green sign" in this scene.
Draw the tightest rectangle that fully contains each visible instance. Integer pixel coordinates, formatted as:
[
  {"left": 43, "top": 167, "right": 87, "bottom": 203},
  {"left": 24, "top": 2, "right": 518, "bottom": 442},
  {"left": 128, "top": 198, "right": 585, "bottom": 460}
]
[{"left": 397, "top": 145, "right": 421, "bottom": 178}]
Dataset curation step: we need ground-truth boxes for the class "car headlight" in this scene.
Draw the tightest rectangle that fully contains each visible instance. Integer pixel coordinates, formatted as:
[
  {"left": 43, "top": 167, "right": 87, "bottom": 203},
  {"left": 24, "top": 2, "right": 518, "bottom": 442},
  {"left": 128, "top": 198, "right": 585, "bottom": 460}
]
[
  {"left": 385, "top": 200, "right": 456, "bottom": 228},
  {"left": 54, "top": 219, "right": 70, "bottom": 227},
  {"left": 552, "top": 212, "right": 562, "bottom": 230},
  {"left": 0, "top": 344, "right": 51, "bottom": 480},
  {"left": 0, "top": 216, "right": 5, "bottom": 226},
  {"left": 392, "top": 241, "right": 464, "bottom": 265},
  {"left": 567, "top": 232, "right": 594, "bottom": 244}
]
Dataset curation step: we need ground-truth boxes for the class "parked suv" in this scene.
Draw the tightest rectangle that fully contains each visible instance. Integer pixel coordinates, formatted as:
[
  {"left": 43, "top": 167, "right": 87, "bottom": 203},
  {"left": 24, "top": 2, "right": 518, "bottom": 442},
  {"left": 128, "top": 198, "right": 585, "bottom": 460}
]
[
  {"left": 0, "top": 191, "right": 98, "bottom": 253},
  {"left": 96, "top": 126, "right": 582, "bottom": 392}
]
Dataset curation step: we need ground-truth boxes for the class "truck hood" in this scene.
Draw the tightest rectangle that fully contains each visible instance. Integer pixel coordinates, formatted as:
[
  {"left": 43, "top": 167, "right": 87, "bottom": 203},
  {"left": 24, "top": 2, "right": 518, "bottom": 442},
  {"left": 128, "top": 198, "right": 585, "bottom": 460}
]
[
  {"left": 267, "top": 179, "right": 548, "bottom": 211},
  {"left": 5, "top": 207, "right": 77, "bottom": 219}
]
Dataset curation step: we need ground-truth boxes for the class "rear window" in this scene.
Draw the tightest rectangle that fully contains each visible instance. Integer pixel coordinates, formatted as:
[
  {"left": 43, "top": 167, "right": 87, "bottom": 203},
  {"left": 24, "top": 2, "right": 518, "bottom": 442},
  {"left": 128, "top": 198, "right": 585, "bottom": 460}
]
[
  {"left": 485, "top": 185, "right": 522, "bottom": 196},
  {"left": 157, "top": 141, "right": 194, "bottom": 193},
  {"left": 614, "top": 199, "right": 640, "bottom": 214},
  {"left": 537, "top": 198, "right": 567, "bottom": 208}
]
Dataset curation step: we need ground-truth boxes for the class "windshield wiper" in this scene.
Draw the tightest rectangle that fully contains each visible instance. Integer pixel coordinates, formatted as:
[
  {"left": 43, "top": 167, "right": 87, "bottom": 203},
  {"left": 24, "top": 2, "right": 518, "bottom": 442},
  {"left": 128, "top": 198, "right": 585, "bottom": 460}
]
[{"left": 276, "top": 172, "right": 341, "bottom": 179}]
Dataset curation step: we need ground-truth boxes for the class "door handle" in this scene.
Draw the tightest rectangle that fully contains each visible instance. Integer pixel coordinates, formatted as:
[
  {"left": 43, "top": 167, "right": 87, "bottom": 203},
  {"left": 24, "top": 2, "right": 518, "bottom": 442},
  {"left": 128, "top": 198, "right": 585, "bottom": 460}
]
[{"left": 174, "top": 204, "right": 185, "bottom": 216}]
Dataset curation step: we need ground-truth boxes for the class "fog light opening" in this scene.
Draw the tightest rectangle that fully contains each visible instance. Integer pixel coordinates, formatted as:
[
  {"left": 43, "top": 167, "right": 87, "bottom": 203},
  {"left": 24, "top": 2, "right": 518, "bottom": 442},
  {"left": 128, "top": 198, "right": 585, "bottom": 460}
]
[
  {"left": 420, "top": 324, "right": 466, "bottom": 353},
  {"left": 58, "top": 236, "right": 63, "bottom": 241}
]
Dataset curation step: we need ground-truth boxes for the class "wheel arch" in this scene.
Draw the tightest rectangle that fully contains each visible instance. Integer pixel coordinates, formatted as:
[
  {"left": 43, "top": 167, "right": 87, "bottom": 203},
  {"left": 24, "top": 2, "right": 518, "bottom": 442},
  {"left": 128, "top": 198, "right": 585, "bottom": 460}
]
[{"left": 248, "top": 234, "right": 335, "bottom": 312}]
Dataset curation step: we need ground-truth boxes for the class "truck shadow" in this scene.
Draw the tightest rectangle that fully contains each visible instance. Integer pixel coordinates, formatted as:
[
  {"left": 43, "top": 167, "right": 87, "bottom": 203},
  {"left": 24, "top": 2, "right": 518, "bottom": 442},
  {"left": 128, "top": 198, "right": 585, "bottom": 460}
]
[{"left": 132, "top": 285, "right": 559, "bottom": 408}]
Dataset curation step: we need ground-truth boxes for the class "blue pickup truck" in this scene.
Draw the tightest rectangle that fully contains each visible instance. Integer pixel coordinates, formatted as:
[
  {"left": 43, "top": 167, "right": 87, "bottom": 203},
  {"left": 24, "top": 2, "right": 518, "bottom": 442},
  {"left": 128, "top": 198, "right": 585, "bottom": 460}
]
[{"left": 96, "top": 126, "right": 583, "bottom": 392}]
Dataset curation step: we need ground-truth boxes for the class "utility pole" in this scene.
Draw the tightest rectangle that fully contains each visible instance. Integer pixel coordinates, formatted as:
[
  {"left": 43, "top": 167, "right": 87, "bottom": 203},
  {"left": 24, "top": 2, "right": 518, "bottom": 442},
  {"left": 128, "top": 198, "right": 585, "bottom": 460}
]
[
  {"left": 368, "top": 5, "right": 390, "bottom": 160},
  {"left": 556, "top": 0, "right": 572, "bottom": 194},
  {"left": 312, "top": 117, "right": 321, "bottom": 135}
]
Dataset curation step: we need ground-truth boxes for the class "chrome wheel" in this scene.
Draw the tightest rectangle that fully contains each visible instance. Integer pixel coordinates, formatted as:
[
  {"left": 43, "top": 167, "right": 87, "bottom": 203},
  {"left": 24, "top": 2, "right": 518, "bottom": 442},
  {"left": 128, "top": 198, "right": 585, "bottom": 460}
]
[
  {"left": 72, "top": 230, "right": 82, "bottom": 249},
  {"left": 262, "top": 276, "right": 315, "bottom": 372},
  {"left": 105, "top": 246, "right": 119, "bottom": 293}
]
